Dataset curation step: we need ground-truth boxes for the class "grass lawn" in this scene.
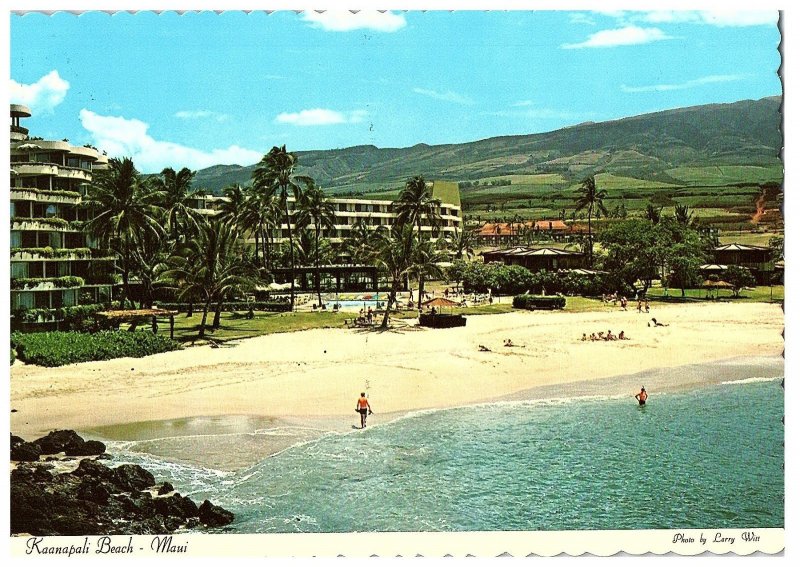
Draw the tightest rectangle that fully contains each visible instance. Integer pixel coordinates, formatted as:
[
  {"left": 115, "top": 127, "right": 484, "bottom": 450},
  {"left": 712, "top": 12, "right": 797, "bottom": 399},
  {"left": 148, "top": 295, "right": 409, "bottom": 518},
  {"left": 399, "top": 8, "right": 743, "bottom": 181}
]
[
  {"left": 161, "top": 310, "right": 351, "bottom": 344},
  {"left": 161, "top": 302, "right": 518, "bottom": 343},
  {"left": 645, "top": 285, "right": 783, "bottom": 303}
]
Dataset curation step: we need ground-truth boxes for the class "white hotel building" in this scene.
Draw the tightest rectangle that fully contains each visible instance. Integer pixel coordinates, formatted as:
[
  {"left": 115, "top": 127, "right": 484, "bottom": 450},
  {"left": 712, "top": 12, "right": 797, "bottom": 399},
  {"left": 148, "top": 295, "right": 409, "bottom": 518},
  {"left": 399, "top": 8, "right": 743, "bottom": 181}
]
[{"left": 194, "top": 180, "right": 463, "bottom": 244}]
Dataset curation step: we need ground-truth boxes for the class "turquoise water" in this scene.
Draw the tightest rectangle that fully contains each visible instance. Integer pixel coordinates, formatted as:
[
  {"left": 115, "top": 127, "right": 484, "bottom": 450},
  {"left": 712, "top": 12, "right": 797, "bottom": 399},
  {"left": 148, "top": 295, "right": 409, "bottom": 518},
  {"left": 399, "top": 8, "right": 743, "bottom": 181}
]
[{"left": 112, "top": 378, "right": 784, "bottom": 532}]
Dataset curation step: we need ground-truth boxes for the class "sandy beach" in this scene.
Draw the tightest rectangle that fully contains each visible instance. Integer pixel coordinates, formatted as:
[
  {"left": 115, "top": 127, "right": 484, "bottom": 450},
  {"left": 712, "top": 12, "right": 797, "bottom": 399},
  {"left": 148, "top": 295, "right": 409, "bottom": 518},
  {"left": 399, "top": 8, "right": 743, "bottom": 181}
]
[{"left": 10, "top": 302, "right": 783, "bottom": 470}]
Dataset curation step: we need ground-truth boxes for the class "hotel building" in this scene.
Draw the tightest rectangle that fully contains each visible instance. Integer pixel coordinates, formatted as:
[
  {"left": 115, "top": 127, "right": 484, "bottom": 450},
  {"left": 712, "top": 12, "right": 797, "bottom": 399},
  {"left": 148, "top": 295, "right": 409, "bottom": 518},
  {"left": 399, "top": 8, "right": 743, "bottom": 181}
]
[
  {"left": 10, "top": 104, "right": 116, "bottom": 324},
  {"left": 193, "top": 180, "right": 463, "bottom": 244}
]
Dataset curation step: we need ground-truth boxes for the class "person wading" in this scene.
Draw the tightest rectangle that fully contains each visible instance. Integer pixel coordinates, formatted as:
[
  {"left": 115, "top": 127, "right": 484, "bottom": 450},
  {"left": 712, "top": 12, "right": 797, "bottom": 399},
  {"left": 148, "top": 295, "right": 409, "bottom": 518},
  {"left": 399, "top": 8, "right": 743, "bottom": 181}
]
[
  {"left": 635, "top": 387, "right": 648, "bottom": 406},
  {"left": 355, "top": 392, "right": 373, "bottom": 428}
]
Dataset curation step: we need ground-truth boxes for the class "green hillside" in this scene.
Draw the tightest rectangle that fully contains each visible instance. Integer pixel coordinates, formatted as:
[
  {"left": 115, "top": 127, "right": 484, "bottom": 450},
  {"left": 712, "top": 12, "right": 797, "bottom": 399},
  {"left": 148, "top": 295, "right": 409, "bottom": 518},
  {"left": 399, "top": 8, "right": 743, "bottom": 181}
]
[{"left": 193, "top": 96, "right": 782, "bottom": 196}]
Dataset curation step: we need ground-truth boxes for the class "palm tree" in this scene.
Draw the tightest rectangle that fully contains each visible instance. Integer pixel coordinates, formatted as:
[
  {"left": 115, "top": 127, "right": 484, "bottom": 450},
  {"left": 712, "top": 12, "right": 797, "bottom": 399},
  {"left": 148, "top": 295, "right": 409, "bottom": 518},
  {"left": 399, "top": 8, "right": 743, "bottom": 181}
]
[
  {"left": 410, "top": 239, "right": 448, "bottom": 310},
  {"left": 252, "top": 146, "right": 312, "bottom": 309},
  {"left": 645, "top": 203, "right": 663, "bottom": 225},
  {"left": 295, "top": 182, "right": 337, "bottom": 308},
  {"left": 129, "top": 225, "right": 172, "bottom": 309},
  {"left": 674, "top": 204, "right": 695, "bottom": 227},
  {"left": 84, "top": 157, "right": 163, "bottom": 308},
  {"left": 152, "top": 167, "right": 203, "bottom": 243},
  {"left": 344, "top": 217, "right": 378, "bottom": 263},
  {"left": 163, "top": 219, "right": 256, "bottom": 338},
  {"left": 393, "top": 175, "right": 442, "bottom": 243},
  {"left": 450, "top": 227, "right": 476, "bottom": 260},
  {"left": 574, "top": 175, "right": 608, "bottom": 264},
  {"left": 373, "top": 225, "right": 415, "bottom": 328}
]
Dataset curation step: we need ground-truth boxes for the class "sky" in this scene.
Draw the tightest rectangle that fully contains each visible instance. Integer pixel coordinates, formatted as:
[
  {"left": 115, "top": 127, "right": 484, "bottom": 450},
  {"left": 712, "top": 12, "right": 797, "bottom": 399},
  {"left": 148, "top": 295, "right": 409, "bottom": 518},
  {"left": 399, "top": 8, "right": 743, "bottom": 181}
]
[{"left": 10, "top": 9, "right": 782, "bottom": 173}]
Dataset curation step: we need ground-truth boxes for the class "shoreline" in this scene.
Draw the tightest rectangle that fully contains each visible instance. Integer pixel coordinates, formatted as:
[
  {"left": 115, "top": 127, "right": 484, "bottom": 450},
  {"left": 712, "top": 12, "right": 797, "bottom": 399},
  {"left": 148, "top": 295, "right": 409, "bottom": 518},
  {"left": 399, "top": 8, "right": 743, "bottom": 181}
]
[
  {"left": 10, "top": 302, "right": 783, "bottom": 471},
  {"left": 88, "top": 354, "right": 783, "bottom": 471}
]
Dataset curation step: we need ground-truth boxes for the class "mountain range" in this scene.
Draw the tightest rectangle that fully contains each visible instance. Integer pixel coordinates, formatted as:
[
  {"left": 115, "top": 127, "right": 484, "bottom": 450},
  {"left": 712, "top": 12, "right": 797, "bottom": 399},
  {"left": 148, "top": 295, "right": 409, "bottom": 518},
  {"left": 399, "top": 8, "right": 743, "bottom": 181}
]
[{"left": 193, "top": 96, "right": 782, "bottom": 196}]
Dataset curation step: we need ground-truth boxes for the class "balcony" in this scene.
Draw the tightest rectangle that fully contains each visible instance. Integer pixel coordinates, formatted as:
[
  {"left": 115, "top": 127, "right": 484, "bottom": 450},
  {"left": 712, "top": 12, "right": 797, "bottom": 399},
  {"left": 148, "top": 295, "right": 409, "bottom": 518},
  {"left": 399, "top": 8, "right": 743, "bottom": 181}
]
[
  {"left": 10, "top": 218, "right": 83, "bottom": 232},
  {"left": 13, "top": 163, "right": 59, "bottom": 177},
  {"left": 10, "top": 276, "right": 85, "bottom": 292},
  {"left": 10, "top": 188, "right": 82, "bottom": 205},
  {"left": 10, "top": 247, "right": 94, "bottom": 261},
  {"left": 11, "top": 125, "right": 29, "bottom": 135}
]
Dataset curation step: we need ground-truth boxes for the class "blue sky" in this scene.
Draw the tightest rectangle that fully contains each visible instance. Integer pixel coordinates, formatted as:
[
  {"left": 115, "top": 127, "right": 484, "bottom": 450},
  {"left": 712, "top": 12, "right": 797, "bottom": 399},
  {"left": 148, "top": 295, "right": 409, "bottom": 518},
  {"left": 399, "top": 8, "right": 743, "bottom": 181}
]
[{"left": 10, "top": 9, "right": 781, "bottom": 173}]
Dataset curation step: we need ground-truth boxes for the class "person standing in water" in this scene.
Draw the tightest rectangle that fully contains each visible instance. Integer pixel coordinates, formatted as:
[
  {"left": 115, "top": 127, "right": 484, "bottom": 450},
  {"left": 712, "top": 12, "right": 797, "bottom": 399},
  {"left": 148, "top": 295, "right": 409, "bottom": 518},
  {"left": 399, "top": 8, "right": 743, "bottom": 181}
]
[
  {"left": 355, "top": 392, "right": 373, "bottom": 428},
  {"left": 635, "top": 387, "right": 648, "bottom": 406}
]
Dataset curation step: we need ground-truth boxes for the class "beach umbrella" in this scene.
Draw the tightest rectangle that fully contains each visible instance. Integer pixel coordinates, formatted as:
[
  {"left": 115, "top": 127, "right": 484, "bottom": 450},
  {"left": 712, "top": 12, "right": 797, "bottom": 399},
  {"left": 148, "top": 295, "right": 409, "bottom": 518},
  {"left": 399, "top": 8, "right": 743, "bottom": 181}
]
[
  {"left": 701, "top": 279, "right": 733, "bottom": 299},
  {"left": 422, "top": 296, "right": 460, "bottom": 314}
]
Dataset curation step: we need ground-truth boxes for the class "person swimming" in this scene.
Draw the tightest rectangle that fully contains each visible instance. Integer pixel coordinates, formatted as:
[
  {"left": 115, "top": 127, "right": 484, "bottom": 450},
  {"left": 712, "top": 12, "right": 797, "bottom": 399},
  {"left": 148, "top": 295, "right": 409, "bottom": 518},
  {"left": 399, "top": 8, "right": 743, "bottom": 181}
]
[{"left": 635, "top": 387, "right": 648, "bottom": 405}]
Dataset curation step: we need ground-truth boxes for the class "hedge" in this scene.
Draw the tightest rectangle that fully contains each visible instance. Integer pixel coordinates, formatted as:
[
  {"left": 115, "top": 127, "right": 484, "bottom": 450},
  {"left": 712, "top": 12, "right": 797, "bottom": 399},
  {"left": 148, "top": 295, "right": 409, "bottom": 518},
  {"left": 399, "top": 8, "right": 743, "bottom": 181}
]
[
  {"left": 512, "top": 295, "right": 566, "bottom": 310},
  {"left": 11, "top": 348, "right": 16, "bottom": 366},
  {"left": 155, "top": 301, "right": 292, "bottom": 313},
  {"left": 11, "top": 330, "right": 182, "bottom": 367}
]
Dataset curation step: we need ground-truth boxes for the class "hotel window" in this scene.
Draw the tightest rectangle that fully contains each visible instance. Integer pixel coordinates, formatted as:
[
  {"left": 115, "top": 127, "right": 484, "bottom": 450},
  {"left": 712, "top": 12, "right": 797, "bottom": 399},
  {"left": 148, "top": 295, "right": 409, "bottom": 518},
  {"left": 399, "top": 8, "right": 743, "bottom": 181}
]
[
  {"left": 11, "top": 231, "right": 21, "bottom": 247},
  {"left": 45, "top": 204, "right": 58, "bottom": 218},
  {"left": 13, "top": 292, "right": 34, "bottom": 310},
  {"left": 67, "top": 157, "right": 81, "bottom": 168},
  {"left": 11, "top": 263, "right": 28, "bottom": 278}
]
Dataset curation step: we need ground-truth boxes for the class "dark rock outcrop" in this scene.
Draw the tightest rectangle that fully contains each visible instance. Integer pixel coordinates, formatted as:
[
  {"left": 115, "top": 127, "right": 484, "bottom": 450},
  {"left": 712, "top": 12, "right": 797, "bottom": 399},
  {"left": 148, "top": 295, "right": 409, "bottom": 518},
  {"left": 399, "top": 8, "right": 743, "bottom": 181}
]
[
  {"left": 10, "top": 431, "right": 234, "bottom": 536},
  {"left": 198, "top": 500, "right": 235, "bottom": 527},
  {"left": 33, "top": 430, "right": 106, "bottom": 457},
  {"left": 11, "top": 441, "right": 42, "bottom": 462}
]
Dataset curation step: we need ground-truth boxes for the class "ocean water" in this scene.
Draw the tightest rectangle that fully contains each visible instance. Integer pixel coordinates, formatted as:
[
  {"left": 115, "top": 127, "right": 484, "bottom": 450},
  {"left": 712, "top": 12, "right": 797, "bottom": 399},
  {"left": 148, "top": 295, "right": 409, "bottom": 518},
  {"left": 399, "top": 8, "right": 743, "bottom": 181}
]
[{"left": 110, "top": 378, "right": 784, "bottom": 533}]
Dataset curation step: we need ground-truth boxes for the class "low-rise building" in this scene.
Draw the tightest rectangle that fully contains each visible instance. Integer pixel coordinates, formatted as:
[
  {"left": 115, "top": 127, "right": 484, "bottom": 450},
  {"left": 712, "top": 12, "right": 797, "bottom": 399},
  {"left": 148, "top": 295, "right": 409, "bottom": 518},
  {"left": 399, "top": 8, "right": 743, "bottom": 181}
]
[
  {"left": 712, "top": 243, "right": 774, "bottom": 284},
  {"left": 482, "top": 246, "right": 586, "bottom": 272}
]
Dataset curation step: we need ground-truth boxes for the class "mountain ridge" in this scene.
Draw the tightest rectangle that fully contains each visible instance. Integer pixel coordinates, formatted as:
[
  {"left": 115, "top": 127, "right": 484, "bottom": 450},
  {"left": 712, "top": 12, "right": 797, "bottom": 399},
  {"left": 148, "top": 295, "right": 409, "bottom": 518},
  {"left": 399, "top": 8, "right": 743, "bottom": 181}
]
[{"left": 193, "top": 96, "right": 782, "bottom": 195}]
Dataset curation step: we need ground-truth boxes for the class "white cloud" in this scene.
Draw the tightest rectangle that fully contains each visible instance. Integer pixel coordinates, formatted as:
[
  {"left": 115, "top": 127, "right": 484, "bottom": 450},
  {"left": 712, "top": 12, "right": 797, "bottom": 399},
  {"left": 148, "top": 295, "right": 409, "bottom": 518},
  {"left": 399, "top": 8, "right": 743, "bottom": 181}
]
[
  {"left": 569, "top": 13, "right": 596, "bottom": 26},
  {"left": 413, "top": 88, "right": 474, "bottom": 105},
  {"left": 10, "top": 70, "right": 70, "bottom": 114},
  {"left": 562, "top": 26, "right": 673, "bottom": 49},
  {"left": 79, "top": 109, "right": 262, "bottom": 173},
  {"left": 174, "top": 110, "right": 229, "bottom": 122},
  {"left": 275, "top": 108, "right": 368, "bottom": 126},
  {"left": 638, "top": 10, "right": 776, "bottom": 27},
  {"left": 302, "top": 10, "right": 406, "bottom": 32},
  {"left": 621, "top": 74, "right": 746, "bottom": 93}
]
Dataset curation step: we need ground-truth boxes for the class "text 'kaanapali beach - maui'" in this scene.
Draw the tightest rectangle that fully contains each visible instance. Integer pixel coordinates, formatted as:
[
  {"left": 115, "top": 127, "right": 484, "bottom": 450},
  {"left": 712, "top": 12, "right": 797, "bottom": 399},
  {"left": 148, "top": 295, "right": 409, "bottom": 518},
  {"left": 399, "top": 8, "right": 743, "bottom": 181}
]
[{"left": 9, "top": 9, "right": 784, "bottom": 552}]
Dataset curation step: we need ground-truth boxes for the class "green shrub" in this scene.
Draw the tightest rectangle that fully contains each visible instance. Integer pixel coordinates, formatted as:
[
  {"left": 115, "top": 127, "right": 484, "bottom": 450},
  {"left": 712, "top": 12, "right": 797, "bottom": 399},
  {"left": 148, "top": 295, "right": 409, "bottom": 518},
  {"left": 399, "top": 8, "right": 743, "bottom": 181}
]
[
  {"left": 11, "top": 331, "right": 182, "bottom": 367},
  {"left": 10, "top": 348, "right": 16, "bottom": 366},
  {"left": 512, "top": 294, "right": 566, "bottom": 310}
]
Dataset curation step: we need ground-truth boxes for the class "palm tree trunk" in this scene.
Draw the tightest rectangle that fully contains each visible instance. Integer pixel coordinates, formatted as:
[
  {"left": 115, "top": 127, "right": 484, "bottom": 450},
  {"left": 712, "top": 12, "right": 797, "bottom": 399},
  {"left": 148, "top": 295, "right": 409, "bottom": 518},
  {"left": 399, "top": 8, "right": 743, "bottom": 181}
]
[
  {"left": 381, "top": 281, "right": 397, "bottom": 328},
  {"left": 187, "top": 298, "right": 194, "bottom": 317},
  {"left": 284, "top": 198, "right": 296, "bottom": 309},
  {"left": 198, "top": 299, "right": 212, "bottom": 338},
  {"left": 315, "top": 224, "right": 323, "bottom": 308},
  {"left": 212, "top": 298, "right": 223, "bottom": 328},
  {"left": 587, "top": 203, "right": 593, "bottom": 265},
  {"left": 253, "top": 230, "right": 260, "bottom": 264},
  {"left": 417, "top": 275, "right": 426, "bottom": 310}
]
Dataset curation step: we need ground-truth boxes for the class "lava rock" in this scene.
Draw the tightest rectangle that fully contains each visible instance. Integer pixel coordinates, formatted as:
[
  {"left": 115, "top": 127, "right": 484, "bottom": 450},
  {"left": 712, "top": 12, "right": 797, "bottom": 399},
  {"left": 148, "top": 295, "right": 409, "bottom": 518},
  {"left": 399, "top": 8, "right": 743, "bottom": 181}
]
[
  {"left": 34, "top": 430, "right": 105, "bottom": 457},
  {"left": 11, "top": 441, "right": 42, "bottom": 462},
  {"left": 157, "top": 481, "right": 174, "bottom": 495},
  {"left": 113, "top": 464, "right": 156, "bottom": 492},
  {"left": 198, "top": 499, "right": 234, "bottom": 527}
]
